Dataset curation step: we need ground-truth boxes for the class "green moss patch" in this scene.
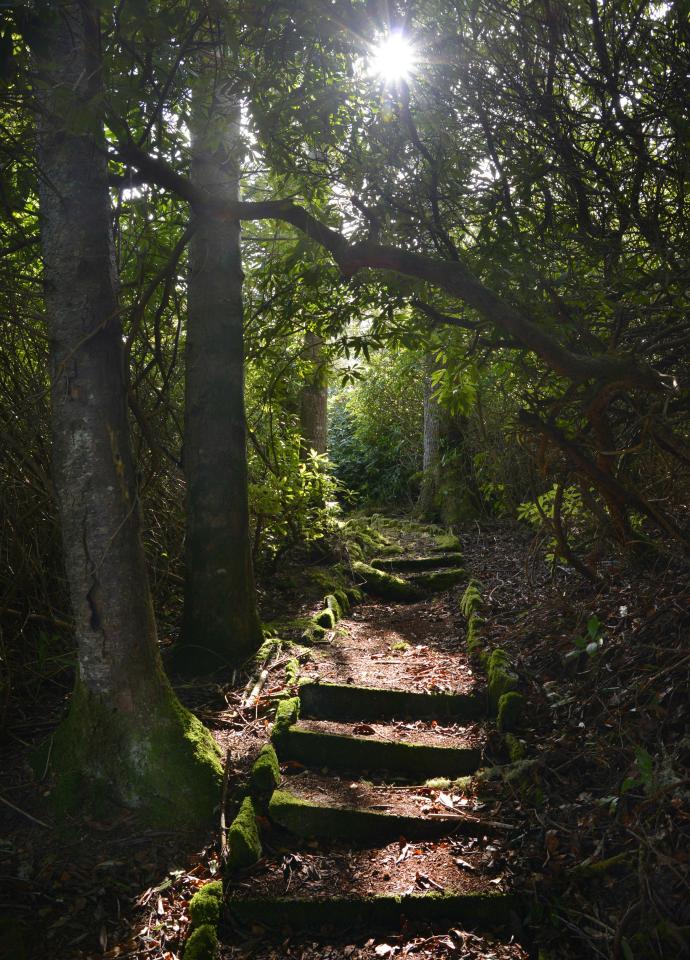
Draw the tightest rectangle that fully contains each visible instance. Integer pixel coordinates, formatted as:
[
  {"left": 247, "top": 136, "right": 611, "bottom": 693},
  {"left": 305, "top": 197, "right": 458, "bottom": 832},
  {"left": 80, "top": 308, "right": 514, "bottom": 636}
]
[
  {"left": 299, "top": 679, "right": 484, "bottom": 722},
  {"left": 268, "top": 788, "right": 487, "bottom": 842},
  {"left": 272, "top": 696, "right": 300, "bottom": 737},
  {"left": 432, "top": 533, "right": 462, "bottom": 552},
  {"left": 324, "top": 594, "right": 342, "bottom": 620},
  {"left": 40, "top": 677, "right": 222, "bottom": 829},
  {"left": 460, "top": 579, "right": 483, "bottom": 618},
  {"left": 409, "top": 568, "right": 466, "bottom": 591},
  {"left": 227, "top": 796, "right": 262, "bottom": 870},
  {"left": 487, "top": 648, "right": 519, "bottom": 713},
  {"left": 249, "top": 744, "right": 281, "bottom": 797},
  {"left": 189, "top": 880, "right": 223, "bottom": 927},
  {"left": 183, "top": 922, "right": 218, "bottom": 960},
  {"left": 275, "top": 725, "right": 481, "bottom": 780},
  {"left": 466, "top": 613, "right": 485, "bottom": 655},
  {"left": 228, "top": 891, "right": 518, "bottom": 933},
  {"left": 313, "top": 607, "right": 336, "bottom": 629},
  {"left": 497, "top": 692, "right": 525, "bottom": 732},
  {"left": 351, "top": 561, "right": 423, "bottom": 602},
  {"left": 371, "top": 553, "right": 463, "bottom": 573}
]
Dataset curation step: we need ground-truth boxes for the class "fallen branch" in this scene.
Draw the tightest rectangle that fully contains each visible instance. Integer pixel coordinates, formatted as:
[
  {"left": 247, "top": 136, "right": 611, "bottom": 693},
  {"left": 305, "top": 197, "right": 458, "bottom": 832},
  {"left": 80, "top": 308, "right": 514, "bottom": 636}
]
[
  {"left": 0, "top": 794, "right": 51, "bottom": 828},
  {"left": 219, "top": 747, "right": 232, "bottom": 863}
]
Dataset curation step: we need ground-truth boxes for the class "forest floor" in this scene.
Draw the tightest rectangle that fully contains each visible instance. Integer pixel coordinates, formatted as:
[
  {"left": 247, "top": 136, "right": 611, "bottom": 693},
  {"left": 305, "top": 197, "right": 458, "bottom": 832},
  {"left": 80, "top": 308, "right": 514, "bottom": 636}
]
[{"left": 1, "top": 518, "right": 688, "bottom": 959}]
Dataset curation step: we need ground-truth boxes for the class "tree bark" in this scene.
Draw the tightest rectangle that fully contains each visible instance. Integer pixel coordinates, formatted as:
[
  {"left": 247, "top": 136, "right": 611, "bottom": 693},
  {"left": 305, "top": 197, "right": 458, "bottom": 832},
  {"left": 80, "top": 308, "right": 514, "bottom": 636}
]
[
  {"left": 35, "top": 0, "right": 220, "bottom": 825},
  {"left": 299, "top": 330, "right": 328, "bottom": 457},
  {"left": 177, "top": 49, "right": 262, "bottom": 673}
]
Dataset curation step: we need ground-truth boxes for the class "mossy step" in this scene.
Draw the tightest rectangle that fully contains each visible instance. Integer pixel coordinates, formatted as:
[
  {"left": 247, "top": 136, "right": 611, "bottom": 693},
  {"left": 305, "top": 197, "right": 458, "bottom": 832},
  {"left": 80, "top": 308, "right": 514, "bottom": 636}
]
[
  {"left": 408, "top": 568, "right": 466, "bottom": 591},
  {"left": 274, "top": 723, "right": 481, "bottom": 779},
  {"left": 371, "top": 553, "right": 463, "bottom": 572},
  {"left": 268, "top": 786, "right": 494, "bottom": 841},
  {"left": 299, "top": 679, "right": 484, "bottom": 722},
  {"left": 228, "top": 892, "right": 519, "bottom": 933}
]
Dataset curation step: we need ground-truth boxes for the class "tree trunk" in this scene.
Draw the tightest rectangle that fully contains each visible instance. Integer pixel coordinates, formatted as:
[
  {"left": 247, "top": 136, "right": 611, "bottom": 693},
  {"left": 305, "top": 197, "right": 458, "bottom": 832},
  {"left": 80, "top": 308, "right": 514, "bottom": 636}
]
[
  {"left": 299, "top": 330, "right": 328, "bottom": 457},
  {"left": 416, "top": 364, "right": 441, "bottom": 519},
  {"left": 177, "top": 50, "right": 262, "bottom": 673},
  {"left": 34, "top": 0, "right": 220, "bottom": 824}
]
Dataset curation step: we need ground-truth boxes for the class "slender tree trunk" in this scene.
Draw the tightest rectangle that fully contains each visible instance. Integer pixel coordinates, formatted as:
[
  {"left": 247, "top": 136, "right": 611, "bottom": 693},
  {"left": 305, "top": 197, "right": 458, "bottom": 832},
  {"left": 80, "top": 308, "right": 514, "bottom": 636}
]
[
  {"left": 299, "top": 330, "right": 328, "bottom": 457},
  {"left": 416, "top": 363, "right": 441, "bottom": 519},
  {"left": 35, "top": 0, "right": 220, "bottom": 824},
  {"left": 178, "top": 51, "right": 262, "bottom": 673}
]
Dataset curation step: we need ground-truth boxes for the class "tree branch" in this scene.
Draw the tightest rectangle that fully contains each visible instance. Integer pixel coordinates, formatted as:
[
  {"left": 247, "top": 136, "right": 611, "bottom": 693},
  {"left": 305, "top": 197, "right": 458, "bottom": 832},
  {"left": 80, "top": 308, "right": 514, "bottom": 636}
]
[{"left": 117, "top": 142, "right": 662, "bottom": 390}]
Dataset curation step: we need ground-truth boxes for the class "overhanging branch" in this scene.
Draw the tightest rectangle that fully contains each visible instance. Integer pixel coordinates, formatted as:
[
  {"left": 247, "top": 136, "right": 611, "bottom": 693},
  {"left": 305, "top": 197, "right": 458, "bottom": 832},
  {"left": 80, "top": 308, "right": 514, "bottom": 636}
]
[{"left": 117, "top": 142, "right": 661, "bottom": 391}]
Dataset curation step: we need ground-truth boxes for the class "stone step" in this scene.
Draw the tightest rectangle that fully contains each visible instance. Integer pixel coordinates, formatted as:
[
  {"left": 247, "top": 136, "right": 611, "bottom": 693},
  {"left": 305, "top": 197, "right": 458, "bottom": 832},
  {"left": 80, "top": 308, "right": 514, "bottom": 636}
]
[
  {"left": 268, "top": 773, "right": 501, "bottom": 842},
  {"left": 299, "top": 679, "right": 484, "bottom": 722},
  {"left": 228, "top": 837, "right": 518, "bottom": 934},
  {"left": 407, "top": 567, "right": 466, "bottom": 591},
  {"left": 274, "top": 719, "right": 481, "bottom": 779},
  {"left": 371, "top": 552, "right": 463, "bottom": 572}
]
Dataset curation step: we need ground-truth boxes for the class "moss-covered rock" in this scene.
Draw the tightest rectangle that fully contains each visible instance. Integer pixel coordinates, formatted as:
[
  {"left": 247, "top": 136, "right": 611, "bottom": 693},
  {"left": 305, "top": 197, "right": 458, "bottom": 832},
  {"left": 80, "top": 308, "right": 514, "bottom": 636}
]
[
  {"left": 272, "top": 696, "right": 300, "bottom": 738},
  {"left": 300, "top": 621, "right": 327, "bottom": 644},
  {"left": 189, "top": 880, "right": 223, "bottom": 927},
  {"left": 410, "top": 568, "right": 465, "bottom": 591},
  {"left": 313, "top": 607, "right": 336, "bottom": 629},
  {"left": 352, "top": 561, "right": 423, "bottom": 602},
  {"left": 432, "top": 533, "right": 462, "bottom": 552},
  {"left": 487, "top": 648, "right": 518, "bottom": 713},
  {"left": 227, "top": 796, "right": 262, "bottom": 870},
  {"left": 183, "top": 922, "right": 218, "bottom": 960},
  {"left": 497, "top": 692, "right": 524, "bottom": 732},
  {"left": 285, "top": 657, "right": 302, "bottom": 687},
  {"left": 249, "top": 744, "right": 281, "bottom": 797},
  {"left": 371, "top": 553, "right": 463, "bottom": 572},
  {"left": 460, "top": 579, "right": 483, "bottom": 618},
  {"left": 334, "top": 589, "right": 350, "bottom": 614},
  {"left": 324, "top": 594, "right": 341, "bottom": 620},
  {"left": 466, "top": 613, "right": 485, "bottom": 655},
  {"left": 504, "top": 733, "right": 526, "bottom": 763},
  {"left": 345, "top": 586, "right": 364, "bottom": 604}
]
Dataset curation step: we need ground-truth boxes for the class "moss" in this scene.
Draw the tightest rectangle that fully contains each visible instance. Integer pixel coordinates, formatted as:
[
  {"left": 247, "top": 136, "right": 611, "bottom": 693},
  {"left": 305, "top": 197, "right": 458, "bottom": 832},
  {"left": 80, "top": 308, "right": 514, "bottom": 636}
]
[
  {"left": 352, "top": 561, "right": 423, "bottom": 602},
  {"left": 227, "top": 892, "right": 518, "bottom": 933},
  {"left": 460, "top": 579, "right": 483, "bottom": 618},
  {"left": 371, "top": 553, "right": 463, "bottom": 573},
  {"left": 313, "top": 607, "right": 336, "bottom": 629},
  {"left": 324, "top": 594, "right": 341, "bottom": 620},
  {"left": 345, "top": 586, "right": 364, "bottom": 604},
  {"left": 410, "top": 568, "right": 465, "bottom": 591},
  {"left": 249, "top": 744, "right": 281, "bottom": 797},
  {"left": 504, "top": 733, "right": 526, "bottom": 763},
  {"left": 497, "top": 692, "right": 524, "bottom": 732},
  {"left": 275, "top": 725, "right": 481, "bottom": 779},
  {"left": 570, "top": 850, "right": 635, "bottom": 878},
  {"left": 334, "top": 589, "right": 350, "bottom": 614},
  {"left": 285, "top": 657, "right": 301, "bottom": 686},
  {"left": 301, "top": 621, "right": 327, "bottom": 644},
  {"left": 253, "top": 637, "right": 280, "bottom": 667},
  {"left": 487, "top": 648, "right": 518, "bottom": 713},
  {"left": 391, "top": 640, "right": 410, "bottom": 652},
  {"left": 465, "top": 613, "right": 484, "bottom": 653},
  {"left": 227, "top": 796, "right": 262, "bottom": 870},
  {"left": 38, "top": 676, "right": 222, "bottom": 829},
  {"left": 268, "top": 788, "right": 487, "bottom": 842},
  {"left": 272, "top": 696, "right": 300, "bottom": 737},
  {"left": 432, "top": 533, "right": 462, "bottom": 552},
  {"left": 189, "top": 880, "right": 223, "bottom": 927},
  {"left": 298, "top": 679, "right": 483, "bottom": 722},
  {"left": 183, "top": 923, "right": 218, "bottom": 960}
]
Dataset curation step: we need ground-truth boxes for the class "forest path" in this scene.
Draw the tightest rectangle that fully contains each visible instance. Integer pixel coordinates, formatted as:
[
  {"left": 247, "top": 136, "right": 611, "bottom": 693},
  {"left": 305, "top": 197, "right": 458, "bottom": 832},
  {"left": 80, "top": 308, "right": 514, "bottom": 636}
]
[{"left": 220, "top": 520, "right": 528, "bottom": 960}]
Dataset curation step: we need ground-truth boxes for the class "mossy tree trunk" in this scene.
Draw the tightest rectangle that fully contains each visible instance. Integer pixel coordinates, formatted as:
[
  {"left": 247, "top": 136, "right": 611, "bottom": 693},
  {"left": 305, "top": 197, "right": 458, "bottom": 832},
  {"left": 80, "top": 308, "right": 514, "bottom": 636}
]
[
  {"left": 299, "top": 330, "right": 328, "bottom": 458},
  {"left": 34, "top": 0, "right": 221, "bottom": 825},
  {"left": 178, "top": 45, "right": 262, "bottom": 673}
]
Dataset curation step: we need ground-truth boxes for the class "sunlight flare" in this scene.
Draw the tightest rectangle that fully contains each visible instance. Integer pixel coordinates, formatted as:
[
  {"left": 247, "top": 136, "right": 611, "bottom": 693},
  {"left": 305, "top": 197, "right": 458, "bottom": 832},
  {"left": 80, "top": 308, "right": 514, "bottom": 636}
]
[{"left": 368, "top": 31, "right": 417, "bottom": 83}]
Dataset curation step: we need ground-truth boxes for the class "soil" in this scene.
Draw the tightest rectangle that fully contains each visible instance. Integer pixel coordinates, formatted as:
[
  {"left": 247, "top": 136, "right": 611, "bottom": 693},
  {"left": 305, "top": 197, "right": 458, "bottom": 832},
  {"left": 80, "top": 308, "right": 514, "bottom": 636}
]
[
  {"left": 303, "top": 599, "right": 477, "bottom": 694},
  {"left": 231, "top": 836, "right": 507, "bottom": 900},
  {"left": 296, "top": 717, "right": 485, "bottom": 750}
]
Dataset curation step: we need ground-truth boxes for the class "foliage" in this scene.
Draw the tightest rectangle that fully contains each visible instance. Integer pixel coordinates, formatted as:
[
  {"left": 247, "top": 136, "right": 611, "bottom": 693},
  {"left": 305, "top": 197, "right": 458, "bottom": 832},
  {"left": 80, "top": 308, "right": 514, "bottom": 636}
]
[{"left": 329, "top": 349, "right": 424, "bottom": 507}]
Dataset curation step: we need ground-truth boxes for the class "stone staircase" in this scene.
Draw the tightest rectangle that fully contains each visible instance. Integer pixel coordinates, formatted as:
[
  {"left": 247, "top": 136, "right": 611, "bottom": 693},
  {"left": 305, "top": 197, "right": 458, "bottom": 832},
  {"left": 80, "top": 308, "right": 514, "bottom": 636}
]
[{"left": 209, "top": 529, "right": 524, "bottom": 955}]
